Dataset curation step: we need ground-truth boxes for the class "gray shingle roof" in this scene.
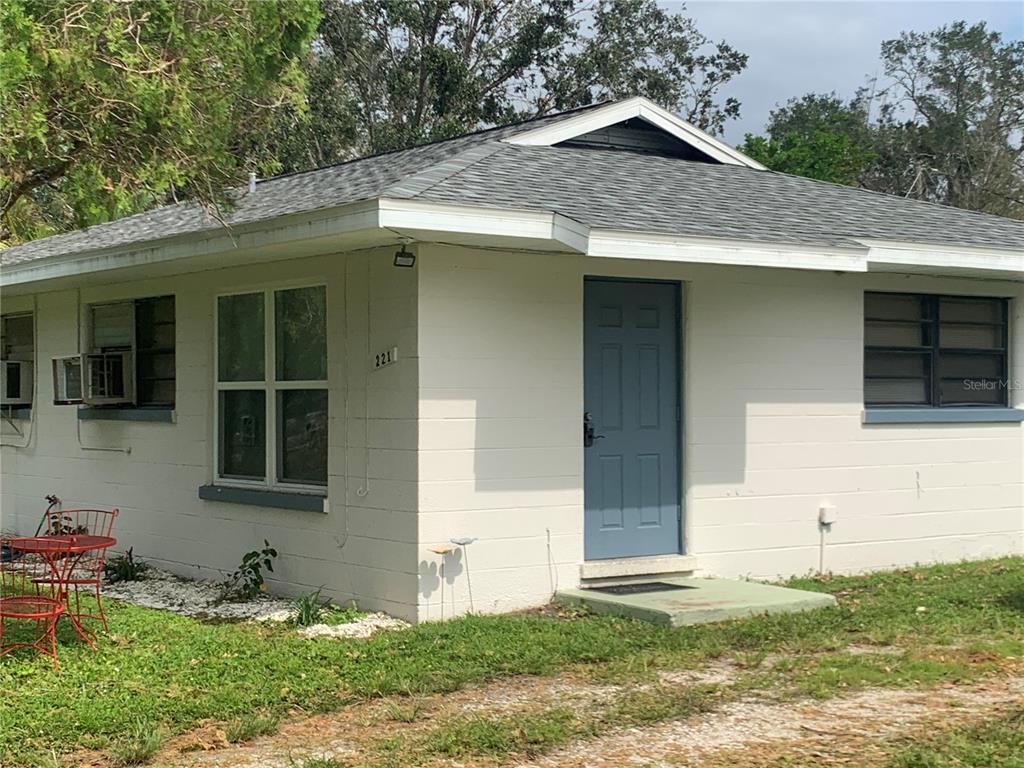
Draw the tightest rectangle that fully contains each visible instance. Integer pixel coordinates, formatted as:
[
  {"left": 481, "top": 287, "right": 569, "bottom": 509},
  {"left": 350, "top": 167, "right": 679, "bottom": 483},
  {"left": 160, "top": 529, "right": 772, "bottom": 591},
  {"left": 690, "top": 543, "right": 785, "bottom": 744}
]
[
  {"left": 414, "top": 143, "right": 1024, "bottom": 250},
  {"left": 0, "top": 105, "right": 601, "bottom": 267},
  {"left": 4, "top": 102, "right": 1023, "bottom": 268}
]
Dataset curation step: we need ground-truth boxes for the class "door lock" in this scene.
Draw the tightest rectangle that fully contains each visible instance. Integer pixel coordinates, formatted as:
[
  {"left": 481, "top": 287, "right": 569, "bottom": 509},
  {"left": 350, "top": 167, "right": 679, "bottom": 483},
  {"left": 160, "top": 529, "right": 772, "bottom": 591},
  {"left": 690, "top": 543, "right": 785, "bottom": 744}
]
[{"left": 583, "top": 411, "right": 605, "bottom": 448}]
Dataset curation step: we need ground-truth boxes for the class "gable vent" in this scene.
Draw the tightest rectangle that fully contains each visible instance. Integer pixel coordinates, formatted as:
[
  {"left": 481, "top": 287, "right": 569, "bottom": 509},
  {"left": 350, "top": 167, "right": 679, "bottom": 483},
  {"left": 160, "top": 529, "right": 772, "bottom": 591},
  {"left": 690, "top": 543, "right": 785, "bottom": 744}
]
[{"left": 556, "top": 118, "right": 721, "bottom": 162}]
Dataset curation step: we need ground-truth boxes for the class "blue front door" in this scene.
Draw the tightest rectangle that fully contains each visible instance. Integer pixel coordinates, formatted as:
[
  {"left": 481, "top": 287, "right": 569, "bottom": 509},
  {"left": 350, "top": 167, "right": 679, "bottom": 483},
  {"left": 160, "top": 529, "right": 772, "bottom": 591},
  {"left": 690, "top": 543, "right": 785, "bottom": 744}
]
[{"left": 584, "top": 279, "right": 681, "bottom": 560}]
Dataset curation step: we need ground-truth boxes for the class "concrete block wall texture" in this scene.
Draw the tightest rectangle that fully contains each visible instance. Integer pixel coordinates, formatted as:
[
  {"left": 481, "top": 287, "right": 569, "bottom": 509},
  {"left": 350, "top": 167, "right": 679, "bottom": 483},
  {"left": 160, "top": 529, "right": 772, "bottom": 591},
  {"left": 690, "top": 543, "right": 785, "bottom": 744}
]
[
  {"left": 0, "top": 248, "right": 423, "bottom": 621},
  {"left": 413, "top": 244, "right": 1024, "bottom": 619},
  {"left": 3, "top": 241, "right": 1022, "bottom": 623}
]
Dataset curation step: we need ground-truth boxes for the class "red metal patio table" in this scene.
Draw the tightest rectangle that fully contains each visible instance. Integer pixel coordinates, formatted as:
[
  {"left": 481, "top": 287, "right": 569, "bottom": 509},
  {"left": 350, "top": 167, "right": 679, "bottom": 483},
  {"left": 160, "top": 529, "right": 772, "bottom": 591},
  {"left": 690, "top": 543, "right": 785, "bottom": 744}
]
[{"left": 11, "top": 535, "right": 117, "bottom": 646}]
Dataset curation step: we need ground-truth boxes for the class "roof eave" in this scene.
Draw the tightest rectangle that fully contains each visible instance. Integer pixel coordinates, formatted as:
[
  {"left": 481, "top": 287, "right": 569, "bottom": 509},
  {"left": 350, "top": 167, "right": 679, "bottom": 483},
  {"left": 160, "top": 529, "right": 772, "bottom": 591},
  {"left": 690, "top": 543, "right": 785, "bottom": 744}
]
[{"left": 3, "top": 200, "right": 1022, "bottom": 292}]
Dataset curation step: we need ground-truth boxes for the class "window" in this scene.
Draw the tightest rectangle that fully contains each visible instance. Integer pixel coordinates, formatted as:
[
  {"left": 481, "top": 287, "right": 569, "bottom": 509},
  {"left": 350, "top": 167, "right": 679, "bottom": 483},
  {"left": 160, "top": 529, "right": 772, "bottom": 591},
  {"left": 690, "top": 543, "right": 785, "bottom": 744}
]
[
  {"left": 216, "top": 286, "right": 327, "bottom": 489},
  {"left": 865, "top": 292, "right": 1009, "bottom": 408},
  {"left": 88, "top": 295, "right": 176, "bottom": 407},
  {"left": 1, "top": 313, "right": 34, "bottom": 405}
]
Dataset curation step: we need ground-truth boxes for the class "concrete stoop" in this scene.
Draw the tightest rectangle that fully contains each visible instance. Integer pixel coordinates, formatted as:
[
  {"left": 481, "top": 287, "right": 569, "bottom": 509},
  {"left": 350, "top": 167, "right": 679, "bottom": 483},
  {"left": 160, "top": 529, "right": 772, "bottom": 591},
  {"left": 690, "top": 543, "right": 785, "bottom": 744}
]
[{"left": 555, "top": 577, "right": 836, "bottom": 627}]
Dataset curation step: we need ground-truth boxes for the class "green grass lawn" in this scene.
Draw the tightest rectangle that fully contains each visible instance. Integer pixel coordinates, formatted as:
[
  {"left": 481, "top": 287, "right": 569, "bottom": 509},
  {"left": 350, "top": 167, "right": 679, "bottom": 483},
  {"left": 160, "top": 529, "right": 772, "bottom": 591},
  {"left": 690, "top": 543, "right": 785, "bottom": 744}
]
[
  {"left": 885, "top": 707, "right": 1024, "bottom": 768},
  {"left": 1, "top": 557, "right": 1022, "bottom": 766}
]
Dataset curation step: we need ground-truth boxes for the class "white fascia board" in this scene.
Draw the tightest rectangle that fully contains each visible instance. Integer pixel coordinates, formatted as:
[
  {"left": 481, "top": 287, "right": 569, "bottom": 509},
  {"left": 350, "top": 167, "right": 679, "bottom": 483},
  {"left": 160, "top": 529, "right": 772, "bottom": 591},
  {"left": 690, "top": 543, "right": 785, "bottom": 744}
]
[
  {"left": 587, "top": 229, "right": 868, "bottom": 272},
  {"left": 504, "top": 96, "right": 767, "bottom": 170},
  {"left": 377, "top": 198, "right": 589, "bottom": 252},
  {"left": 0, "top": 201, "right": 381, "bottom": 288},
  {"left": 863, "top": 239, "right": 1024, "bottom": 278}
]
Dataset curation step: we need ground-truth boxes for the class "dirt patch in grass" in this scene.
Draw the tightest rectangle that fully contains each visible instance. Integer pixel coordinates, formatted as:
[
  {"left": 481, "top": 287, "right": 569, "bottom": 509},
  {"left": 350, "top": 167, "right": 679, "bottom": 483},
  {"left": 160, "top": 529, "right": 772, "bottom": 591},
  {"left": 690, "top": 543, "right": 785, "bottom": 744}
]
[
  {"left": 527, "top": 673, "right": 1024, "bottom": 768},
  {"left": 109, "top": 671, "right": 611, "bottom": 768},
  {"left": 73, "top": 661, "right": 1023, "bottom": 768}
]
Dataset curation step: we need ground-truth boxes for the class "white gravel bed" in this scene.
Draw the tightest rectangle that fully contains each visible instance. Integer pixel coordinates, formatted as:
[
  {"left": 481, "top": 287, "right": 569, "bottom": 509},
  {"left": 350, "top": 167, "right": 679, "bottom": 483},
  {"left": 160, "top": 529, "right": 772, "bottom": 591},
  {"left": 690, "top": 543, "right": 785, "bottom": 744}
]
[
  {"left": 104, "top": 568, "right": 294, "bottom": 621},
  {"left": 104, "top": 568, "right": 409, "bottom": 637},
  {"left": 299, "top": 613, "right": 409, "bottom": 639}
]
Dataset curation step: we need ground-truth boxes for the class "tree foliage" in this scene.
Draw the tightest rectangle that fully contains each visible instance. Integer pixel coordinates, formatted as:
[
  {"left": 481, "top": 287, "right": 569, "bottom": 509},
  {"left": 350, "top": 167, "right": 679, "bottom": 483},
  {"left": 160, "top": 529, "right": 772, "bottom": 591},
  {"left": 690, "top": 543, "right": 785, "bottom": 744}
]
[
  {"left": 870, "top": 21, "right": 1023, "bottom": 216},
  {"left": 743, "top": 21, "right": 1024, "bottom": 219},
  {"left": 740, "top": 94, "right": 876, "bottom": 186},
  {"left": 254, "top": 0, "right": 748, "bottom": 171},
  {"left": 540, "top": 0, "right": 746, "bottom": 133},
  {"left": 0, "top": 0, "right": 319, "bottom": 244}
]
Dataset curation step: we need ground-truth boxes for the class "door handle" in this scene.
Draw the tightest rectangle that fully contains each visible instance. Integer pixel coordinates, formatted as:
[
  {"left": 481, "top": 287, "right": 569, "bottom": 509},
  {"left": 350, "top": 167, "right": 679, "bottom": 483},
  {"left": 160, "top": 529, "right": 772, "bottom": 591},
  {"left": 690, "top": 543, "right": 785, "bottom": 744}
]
[{"left": 584, "top": 412, "right": 605, "bottom": 448}]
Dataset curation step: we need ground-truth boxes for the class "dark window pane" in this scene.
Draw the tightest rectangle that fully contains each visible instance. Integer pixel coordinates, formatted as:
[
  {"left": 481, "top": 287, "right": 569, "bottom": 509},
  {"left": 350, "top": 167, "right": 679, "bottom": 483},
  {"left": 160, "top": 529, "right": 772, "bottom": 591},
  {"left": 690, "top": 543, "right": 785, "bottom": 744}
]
[
  {"left": 275, "top": 286, "right": 327, "bottom": 381},
  {"left": 865, "top": 293, "right": 925, "bottom": 321},
  {"left": 5, "top": 363, "right": 20, "bottom": 398},
  {"left": 137, "top": 321, "right": 175, "bottom": 350},
  {"left": 865, "top": 351, "right": 929, "bottom": 379},
  {"left": 139, "top": 352, "right": 176, "bottom": 380},
  {"left": 940, "top": 297, "right": 1004, "bottom": 324},
  {"left": 940, "top": 378, "right": 1006, "bottom": 406},
  {"left": 939, "top": 352, "right": 1004, "bottom": 380},
  {"left": 1, "top": 314, "right": 33, "bottom": 360},
  {"left": 220, "top": 390, "right": 266, "bottom": 479},
  {"left": 140, "top": 379, "right": 175, "bottom": 406},
  {"left": 136, "top": 296, "right": 175, "bottom": 407},
  {"left": 939, "top": 324, "right": 1003, "bottom": 349},
  {"left": 865, "top": 378, "right": 929, "bottom": 406},
  {"left": 865, "top": 321, "right": 927, "bottom": 347},
  {"left": 278, "top": 389, "right": 327, "bottom": 485},
  {"left": 218, "top": 293, "right": 265, "bottom": 382}
]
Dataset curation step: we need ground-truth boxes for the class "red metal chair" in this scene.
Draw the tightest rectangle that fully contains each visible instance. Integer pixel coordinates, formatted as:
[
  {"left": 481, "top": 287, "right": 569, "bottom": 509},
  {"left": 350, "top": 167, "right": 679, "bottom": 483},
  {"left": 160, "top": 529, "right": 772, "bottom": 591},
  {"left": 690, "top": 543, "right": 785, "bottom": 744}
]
[
  {"left": 37, "top": 508, "right": 119, "bottom": 632},
  {"left": 1, "top": 537, "right": 73, "bottom": 669}
]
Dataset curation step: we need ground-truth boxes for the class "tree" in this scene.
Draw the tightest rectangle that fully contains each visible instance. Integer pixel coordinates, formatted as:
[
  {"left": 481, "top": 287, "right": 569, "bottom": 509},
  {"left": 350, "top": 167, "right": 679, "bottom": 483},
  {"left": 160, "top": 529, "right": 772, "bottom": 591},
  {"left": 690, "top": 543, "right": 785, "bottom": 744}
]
[
  {"left": 743, "top": 22, "right": 1024, "bottom": 219},
  {"left": 541, "top": 0, "right": 746, "bottom": 134},
  {"left": 869, "top": 21, "right": 1024, "bottom": 217},
  {"left": 254, "top": 0, "right": 748, "bottom": 171},
  {"left": 739, "top": 94, "right": 876, "bottom": 185},
  {"left": 0, "top": 0, "right": 320, "bottom": 244}
]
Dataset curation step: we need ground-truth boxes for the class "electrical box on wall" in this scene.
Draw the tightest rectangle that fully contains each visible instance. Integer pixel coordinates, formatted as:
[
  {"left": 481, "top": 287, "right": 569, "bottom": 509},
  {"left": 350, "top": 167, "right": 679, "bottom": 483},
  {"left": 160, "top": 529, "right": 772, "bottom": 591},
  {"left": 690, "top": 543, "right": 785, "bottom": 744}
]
[{"left": 819, "top": 504, "right": 838, "bottom": 526}]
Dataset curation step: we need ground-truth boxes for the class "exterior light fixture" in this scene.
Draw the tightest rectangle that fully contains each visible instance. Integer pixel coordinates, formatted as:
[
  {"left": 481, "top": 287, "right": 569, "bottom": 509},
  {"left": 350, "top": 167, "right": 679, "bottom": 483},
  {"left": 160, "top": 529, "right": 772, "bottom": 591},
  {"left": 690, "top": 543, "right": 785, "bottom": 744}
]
[{"left": 393, "top": 244, "right": 415, "bottom": 268}]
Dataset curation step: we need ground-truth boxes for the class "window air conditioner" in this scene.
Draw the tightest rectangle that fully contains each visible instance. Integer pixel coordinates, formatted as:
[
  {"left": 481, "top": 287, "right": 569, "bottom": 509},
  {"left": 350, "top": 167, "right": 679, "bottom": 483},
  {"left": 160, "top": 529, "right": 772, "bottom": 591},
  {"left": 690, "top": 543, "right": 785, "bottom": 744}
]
[
  {"left": 52, "top": 355, "right": 84, "bottom": 405},
  {"left": 83, "top": 352, "right": 135, "bottom": 405},
  {"left": 0, "top": 360, "right": 33, "bottom": 406}
]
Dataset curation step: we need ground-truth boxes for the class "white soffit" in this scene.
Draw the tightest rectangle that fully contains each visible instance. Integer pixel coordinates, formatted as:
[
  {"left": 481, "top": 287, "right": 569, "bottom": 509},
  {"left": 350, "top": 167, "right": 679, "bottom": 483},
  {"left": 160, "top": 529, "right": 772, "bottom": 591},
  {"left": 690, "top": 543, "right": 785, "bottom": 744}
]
[{"left": 503, "top": 96, "right": 768, "bottom": 171}]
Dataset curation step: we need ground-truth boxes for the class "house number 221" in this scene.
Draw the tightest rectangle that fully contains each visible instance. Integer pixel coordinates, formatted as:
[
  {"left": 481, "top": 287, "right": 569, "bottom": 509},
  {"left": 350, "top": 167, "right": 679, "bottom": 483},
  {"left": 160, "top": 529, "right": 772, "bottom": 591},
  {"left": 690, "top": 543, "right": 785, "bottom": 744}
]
[{"left": 374, "top": 346, "right": 398, "bottom": 369}]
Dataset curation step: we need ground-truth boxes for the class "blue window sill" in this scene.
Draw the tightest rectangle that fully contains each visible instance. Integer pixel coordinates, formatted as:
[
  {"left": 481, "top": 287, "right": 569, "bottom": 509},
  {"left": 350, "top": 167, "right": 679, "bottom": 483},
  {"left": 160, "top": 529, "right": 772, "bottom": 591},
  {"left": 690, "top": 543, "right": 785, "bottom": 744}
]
[
  {"left": 1, "top": 406, "right": 32, "bottom": 420},
  {"left": 78, "top": 407, "right": 175, "bottom": 423},
  {"left": 198, "top": 484, "right": 327, "bottom": 512},
  {"left": 863, "top": 408, "right": 1024, "bottom": 425}
]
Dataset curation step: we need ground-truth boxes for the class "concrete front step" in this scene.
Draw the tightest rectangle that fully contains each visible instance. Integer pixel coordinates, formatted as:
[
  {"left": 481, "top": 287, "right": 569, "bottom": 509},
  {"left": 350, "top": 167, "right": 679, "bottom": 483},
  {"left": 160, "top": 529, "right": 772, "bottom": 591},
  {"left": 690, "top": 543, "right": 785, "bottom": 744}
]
[{"left": 555, "top": 577, "right": 836, "bottom": 627}]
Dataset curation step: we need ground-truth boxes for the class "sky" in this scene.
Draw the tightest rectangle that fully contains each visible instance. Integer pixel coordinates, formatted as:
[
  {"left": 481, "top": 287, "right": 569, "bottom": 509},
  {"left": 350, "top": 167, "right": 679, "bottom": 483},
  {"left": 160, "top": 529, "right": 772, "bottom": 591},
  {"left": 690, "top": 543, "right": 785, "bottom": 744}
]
[{"left": 678, "top": 1, "right": 1024, "bottom": 144}]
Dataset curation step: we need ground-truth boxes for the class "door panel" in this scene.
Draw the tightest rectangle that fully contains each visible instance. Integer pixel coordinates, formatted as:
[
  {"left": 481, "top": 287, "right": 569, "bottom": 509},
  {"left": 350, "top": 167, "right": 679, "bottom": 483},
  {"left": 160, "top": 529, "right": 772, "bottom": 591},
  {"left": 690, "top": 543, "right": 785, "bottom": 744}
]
[{"left": 584, "top": 279, "right": 681, "bottom": 560}]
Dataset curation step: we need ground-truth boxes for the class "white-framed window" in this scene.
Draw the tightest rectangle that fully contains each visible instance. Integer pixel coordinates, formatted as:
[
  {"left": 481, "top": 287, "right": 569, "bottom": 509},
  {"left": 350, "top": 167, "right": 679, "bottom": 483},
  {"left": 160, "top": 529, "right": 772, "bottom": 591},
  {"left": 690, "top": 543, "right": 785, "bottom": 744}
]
[
  {"left": 2, "top": 312, "right": 34, "bottom": 406},
  {"left": 215, "top": 285, "right": 328, "bottom": 491}
]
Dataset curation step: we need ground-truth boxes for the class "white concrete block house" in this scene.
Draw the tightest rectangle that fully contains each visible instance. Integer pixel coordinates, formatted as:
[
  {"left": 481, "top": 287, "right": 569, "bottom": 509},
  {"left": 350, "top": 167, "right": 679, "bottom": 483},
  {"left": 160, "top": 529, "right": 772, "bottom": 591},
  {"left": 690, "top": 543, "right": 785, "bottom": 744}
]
[{"left": 2, "top": 98, "right": 1023, "bottom": 623}]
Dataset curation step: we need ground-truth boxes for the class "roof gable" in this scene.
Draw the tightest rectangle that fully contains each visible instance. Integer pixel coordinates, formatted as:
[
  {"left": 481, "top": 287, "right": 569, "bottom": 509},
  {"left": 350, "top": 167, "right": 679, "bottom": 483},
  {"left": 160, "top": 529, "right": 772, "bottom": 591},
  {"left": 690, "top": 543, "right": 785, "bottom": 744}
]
[{"left": 503, "top": 96, "right": 766, "bottom": 169}]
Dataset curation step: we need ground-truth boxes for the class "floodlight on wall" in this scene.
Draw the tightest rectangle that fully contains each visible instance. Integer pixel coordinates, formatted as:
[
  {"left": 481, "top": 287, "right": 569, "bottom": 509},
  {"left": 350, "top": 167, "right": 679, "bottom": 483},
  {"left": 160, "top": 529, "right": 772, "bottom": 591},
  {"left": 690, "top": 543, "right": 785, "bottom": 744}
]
[{"left": 393, "top": 244, "right": 416, "bottom": 268}]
